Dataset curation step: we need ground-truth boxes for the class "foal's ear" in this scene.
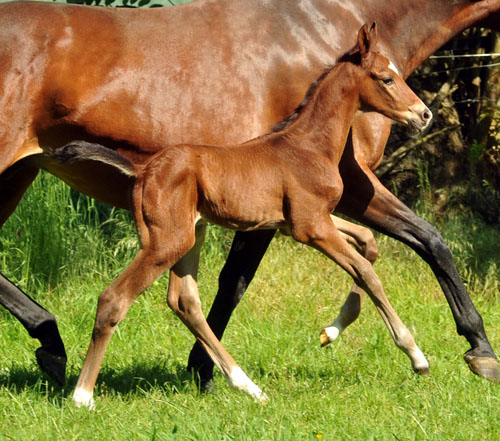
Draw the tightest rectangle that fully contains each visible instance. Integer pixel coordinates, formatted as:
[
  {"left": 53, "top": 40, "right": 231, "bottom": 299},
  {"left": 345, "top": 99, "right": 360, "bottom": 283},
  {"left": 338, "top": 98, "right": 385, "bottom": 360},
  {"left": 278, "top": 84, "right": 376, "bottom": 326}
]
[{"left": 358, "top": 22, "right": 378, "bottom": 60}]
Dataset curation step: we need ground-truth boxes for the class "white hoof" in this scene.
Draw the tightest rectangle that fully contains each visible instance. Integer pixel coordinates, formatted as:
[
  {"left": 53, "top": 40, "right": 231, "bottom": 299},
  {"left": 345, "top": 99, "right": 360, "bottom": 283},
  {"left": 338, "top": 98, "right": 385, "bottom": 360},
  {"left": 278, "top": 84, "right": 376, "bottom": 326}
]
[
  {"left": 73, "top": 388, "right": 96, "bottom": 410},
  {"left": 411, "top": 349, "right": 430, "bottom": 375}
]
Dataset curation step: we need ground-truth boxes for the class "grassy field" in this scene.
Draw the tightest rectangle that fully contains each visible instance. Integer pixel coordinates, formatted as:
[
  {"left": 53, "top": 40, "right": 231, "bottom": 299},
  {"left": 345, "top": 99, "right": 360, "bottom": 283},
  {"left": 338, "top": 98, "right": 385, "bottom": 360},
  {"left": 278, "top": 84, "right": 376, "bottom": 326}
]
[{"left": 0, "top": 173, "right": 499, "bottom": 440}]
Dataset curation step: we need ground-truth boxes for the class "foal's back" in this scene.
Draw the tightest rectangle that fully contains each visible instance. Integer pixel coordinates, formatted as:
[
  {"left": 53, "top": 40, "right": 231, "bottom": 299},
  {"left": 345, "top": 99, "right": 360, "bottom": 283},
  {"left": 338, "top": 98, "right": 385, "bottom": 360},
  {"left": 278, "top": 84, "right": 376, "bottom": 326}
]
[{"left": 139, "top": 140, "right": 297, "bottom": 231}]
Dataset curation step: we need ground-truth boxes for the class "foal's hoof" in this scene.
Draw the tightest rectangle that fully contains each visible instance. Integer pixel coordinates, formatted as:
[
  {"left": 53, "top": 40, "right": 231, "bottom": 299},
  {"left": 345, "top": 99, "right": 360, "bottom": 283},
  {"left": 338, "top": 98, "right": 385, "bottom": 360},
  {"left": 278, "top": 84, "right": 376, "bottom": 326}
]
[
  {"left": 255, "top": 391, "right": 269, "bottom": 405},
  {"left": 464, "top": 354, "right": 500, "bottom": 383},
  {"left": 35, "top": 347, "right": 67, "bottom": 386},
  {"left": 319, "top": 329, "right": 330, "bottom": 347},
  {"left": 413, "top": 366, "right": 430, "bottom": 377},
  {"left": 319, "top": 327, "right": 340, "bottom": 347}
]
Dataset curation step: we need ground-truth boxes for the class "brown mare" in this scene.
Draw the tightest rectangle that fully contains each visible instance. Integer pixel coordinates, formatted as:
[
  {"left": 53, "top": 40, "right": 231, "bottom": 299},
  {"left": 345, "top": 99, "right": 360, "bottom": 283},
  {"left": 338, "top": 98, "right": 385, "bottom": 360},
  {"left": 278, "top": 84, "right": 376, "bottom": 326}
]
[
  {"left": 0, "top": 0, "right": 499, "bottom": 388},
  {"left": 57, "top": 24, "right": 432, "bottom": 406}
]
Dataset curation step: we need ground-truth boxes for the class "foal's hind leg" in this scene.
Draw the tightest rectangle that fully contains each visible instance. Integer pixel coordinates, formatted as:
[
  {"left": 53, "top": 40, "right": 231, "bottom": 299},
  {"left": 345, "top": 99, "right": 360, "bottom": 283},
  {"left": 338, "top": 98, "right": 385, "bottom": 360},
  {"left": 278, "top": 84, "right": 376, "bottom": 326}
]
[
  {"left": 72, "top": 241, "right": 191, "bottom": 408},
  {"left": 293, "top": 214, "right": 429, "bottom": 375},
  {"left": 320, "top": 216, "right": 377, "bottom": 347},
  {"left": 187, "top": 229, "right": 276, "bottom": 391},
  {"left": 168, "top": 224, "right": 268, "bottom": 403}
]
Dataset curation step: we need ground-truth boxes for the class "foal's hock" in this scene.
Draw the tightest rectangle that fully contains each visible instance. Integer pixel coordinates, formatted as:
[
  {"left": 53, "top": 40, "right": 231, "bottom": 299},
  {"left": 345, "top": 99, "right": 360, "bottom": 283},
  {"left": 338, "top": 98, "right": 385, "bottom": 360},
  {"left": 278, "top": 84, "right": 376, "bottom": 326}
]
[{"left": 68, "top": 23, "right": 431, "bottom": 407}]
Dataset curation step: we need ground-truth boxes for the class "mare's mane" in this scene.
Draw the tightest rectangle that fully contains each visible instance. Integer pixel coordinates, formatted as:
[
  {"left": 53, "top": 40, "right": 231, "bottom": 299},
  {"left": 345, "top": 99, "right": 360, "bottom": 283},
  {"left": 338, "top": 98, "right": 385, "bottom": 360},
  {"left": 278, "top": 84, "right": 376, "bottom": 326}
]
[{"left": 271, "top": 51, "right": 362, "bottom": 133}]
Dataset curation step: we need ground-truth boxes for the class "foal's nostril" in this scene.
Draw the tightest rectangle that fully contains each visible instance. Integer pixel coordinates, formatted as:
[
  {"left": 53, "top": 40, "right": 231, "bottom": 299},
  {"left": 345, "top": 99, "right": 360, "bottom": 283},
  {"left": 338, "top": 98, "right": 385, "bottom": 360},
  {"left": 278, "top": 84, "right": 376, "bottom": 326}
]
[{"left": 423, "top": 110, "right": 432, "bottom": 121}]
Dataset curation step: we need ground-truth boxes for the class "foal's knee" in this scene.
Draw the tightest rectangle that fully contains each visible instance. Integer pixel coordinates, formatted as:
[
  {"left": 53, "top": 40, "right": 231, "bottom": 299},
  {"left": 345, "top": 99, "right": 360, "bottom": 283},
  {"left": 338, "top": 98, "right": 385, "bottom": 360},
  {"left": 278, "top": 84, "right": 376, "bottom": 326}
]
[
  {"left": 167, "top": 283, "right": 201, "bottom": 317},
  {"left": 358, "top": 228, "right": 378, "bottom": 264},
  {"left": 93, "top": 290, "right": 124, "bottom": 338},
  {"left": 290, "top": 221, "right": 330, "bottom": 245},
  {"left": 352, "top": 258, "right": 383, "bottom": 294}
]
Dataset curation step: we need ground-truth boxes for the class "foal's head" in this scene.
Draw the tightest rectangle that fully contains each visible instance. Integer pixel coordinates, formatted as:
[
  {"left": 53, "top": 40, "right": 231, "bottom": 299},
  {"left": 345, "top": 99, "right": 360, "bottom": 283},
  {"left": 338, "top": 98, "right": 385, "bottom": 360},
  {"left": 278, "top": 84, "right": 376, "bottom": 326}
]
[{"left": 354, "top": 23, "right": 432, "bottom": 131}]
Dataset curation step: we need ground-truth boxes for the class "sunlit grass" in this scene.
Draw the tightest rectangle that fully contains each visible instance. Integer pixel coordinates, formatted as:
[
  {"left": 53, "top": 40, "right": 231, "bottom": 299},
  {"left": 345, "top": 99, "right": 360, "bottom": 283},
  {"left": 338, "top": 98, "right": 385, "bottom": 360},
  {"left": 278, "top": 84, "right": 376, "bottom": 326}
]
[{"left": 0, "top": 173, "right": 499, "bottom": 440}]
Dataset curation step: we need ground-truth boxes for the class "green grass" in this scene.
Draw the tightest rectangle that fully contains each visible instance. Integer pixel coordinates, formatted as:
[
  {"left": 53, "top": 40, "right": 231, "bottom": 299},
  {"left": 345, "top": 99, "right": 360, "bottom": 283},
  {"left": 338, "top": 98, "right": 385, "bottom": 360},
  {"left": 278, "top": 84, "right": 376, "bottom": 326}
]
[{"left": 0, "top": 172, "right": 499, "bottom": 440}]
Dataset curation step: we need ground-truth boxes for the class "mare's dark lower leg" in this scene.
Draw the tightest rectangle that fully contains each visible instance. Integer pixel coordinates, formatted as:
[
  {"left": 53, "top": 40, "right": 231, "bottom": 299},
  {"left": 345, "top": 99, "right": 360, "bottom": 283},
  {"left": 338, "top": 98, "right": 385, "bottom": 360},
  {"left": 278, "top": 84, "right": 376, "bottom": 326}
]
[
  {"left": 187, "top": 229, "right": 276, "bottom": 389},
  {"left": 338, "top": 157, "right": 498, "bottom": 381},
  {"left": 0, "top": 162, "right": 66, "bottom": 384},
  {"left": 0, "top": 273, "right": 66, "bottom": 384}
]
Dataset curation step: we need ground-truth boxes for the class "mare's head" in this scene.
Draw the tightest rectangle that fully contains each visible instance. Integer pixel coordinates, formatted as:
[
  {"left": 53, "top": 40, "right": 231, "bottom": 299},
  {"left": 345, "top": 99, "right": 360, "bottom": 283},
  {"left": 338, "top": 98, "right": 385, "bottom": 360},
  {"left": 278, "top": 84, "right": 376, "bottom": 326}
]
[{"left": 355, "top": 23, "right": 432, "bottom": 131}]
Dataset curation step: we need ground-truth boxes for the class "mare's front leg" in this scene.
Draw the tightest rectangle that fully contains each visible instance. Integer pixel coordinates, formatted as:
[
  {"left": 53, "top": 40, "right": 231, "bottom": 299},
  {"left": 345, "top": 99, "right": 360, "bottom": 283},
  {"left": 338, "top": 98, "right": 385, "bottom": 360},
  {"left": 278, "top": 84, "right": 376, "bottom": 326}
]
[
  {"left": 319, "top": 215, "right": 378, "bottom": 347},
  {"left": 169, "top": 225, "right": 268, "bottom": 403},
  {"left": 337, "top": 116, "right": 499, "bottom": 381},
  {"left": 292, "top": 213, "right": 429, "bottom": 375},
  {"left": 187, "top": 229, "right": 276, "bottom": 390},
  {"left": 0, "top": 162, "right": 67, "bottom": 384}
]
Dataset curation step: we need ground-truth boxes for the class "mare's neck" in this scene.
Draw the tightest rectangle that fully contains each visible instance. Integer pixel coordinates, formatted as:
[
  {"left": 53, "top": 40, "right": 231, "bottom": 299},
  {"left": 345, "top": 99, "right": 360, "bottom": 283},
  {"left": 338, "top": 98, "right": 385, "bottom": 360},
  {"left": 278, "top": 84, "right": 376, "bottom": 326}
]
[
  {"left": 281, "top": 63, "right": 361, "bottom": 163},
  {"left": 354, "top": 0, "right": 500, "bottom": 76}
]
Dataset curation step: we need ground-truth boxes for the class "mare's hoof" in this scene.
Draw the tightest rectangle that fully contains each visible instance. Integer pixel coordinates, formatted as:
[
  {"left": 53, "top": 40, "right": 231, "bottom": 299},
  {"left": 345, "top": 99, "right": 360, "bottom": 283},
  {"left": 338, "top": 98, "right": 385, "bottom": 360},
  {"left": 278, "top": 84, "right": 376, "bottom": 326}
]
[
  {"left": 464, "top": 354, "right": 500, "bottom": 383},
  {"left": 35, "top": 347, "right": 67, "bottom": 386},
  {"left": 199, "top": 378, "right": 216, "bottom": 394}
]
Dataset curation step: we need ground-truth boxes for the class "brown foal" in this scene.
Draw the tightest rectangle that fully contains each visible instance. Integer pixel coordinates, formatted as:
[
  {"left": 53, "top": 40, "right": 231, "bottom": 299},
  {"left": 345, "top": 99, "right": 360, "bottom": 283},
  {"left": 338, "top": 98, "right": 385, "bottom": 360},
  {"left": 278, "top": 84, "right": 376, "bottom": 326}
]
[{"left": 67, "top": 24, "right": 432, "bottom": 406}]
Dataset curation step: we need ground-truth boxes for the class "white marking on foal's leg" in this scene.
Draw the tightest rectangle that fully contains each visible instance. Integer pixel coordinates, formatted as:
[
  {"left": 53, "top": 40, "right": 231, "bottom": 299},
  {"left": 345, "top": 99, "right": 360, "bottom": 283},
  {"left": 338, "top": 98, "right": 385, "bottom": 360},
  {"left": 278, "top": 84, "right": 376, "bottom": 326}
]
[
  {"left": 411, "top": 347, "right": 430, "bottom": 374},
  {"left": 394, "top": 328, "right": 429, "bottom": 374},
  {"left": 228, "top": 366, "right": 269, "bottom": 403},
  {"left": 400, "top": 329, "right": 429, "bottom": 373},
  {"left": 73, "top": 387, "right": 95, "bottom": 410}
]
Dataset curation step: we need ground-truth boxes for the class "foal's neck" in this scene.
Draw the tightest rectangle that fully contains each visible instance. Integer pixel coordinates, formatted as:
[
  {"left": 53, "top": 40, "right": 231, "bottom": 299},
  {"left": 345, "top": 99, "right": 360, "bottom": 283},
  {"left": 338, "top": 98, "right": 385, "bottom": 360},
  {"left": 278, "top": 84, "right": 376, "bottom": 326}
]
[{"left": 281, "top": 62, "right": 362, "bottom": 163}]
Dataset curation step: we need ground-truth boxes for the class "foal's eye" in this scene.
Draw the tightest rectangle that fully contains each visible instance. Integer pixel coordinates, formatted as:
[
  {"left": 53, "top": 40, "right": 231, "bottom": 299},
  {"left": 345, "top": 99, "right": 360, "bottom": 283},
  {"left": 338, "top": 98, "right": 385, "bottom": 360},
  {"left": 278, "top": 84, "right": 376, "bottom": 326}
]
[{"left": 382, "top": 78, "right": 395, "bottom": 86}]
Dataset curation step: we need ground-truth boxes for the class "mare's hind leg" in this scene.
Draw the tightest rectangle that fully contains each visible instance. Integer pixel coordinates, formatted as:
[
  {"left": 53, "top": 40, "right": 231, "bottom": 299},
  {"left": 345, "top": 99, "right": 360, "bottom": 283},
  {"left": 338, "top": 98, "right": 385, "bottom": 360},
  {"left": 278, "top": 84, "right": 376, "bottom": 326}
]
[
  {"left": 169, "top": 224, "right": 268, "bottom": 403},
  {"left": 187, "top": 229, "right": 276, "bottom": 390},
  {"left": 320, "top": 215, "right": 378, "bottom": 347},
  {"left": 293, "top": 214, "right": 429, "bottom": 375},
  {"left": 0, "top": 162, "right": 67, "bottom": 384}
]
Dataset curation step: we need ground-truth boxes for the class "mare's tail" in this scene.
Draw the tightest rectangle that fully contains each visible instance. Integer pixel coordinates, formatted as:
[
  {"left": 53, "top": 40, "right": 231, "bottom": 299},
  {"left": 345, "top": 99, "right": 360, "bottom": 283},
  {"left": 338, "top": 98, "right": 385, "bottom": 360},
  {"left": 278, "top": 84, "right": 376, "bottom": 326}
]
[{"left": 52, "top": 141, "right": 137, "bottom": 177}]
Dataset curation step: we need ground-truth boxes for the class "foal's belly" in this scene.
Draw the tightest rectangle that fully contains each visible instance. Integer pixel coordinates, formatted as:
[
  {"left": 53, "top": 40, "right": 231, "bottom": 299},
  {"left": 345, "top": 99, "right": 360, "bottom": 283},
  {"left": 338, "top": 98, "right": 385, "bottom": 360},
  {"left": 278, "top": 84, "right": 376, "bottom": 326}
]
[
  {"left": 200, "top": 214, "right": 286, "bottom": 232},
  {"left": 198, "top": 195, "right": 286, "bottom": 232}
]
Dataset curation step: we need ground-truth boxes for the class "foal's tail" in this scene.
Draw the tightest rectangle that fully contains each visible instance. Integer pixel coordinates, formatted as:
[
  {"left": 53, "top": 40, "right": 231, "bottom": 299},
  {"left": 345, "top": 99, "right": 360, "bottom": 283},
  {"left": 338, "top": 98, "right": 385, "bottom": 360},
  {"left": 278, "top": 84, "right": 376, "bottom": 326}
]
[{"left": 52, "top": 141, "right": 137, "bottom": 177}]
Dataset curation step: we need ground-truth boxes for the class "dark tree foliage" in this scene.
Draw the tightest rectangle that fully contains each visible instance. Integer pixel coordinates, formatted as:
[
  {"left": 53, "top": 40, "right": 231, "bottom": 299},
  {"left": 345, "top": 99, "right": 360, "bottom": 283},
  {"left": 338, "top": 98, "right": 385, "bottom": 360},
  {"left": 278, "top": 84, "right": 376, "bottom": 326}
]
[
  {"left": 379, "top": 29, "right": 500, "bottom": 225},
  {"left": 62, "top": 0, "right": 176, "bottom": 8}
]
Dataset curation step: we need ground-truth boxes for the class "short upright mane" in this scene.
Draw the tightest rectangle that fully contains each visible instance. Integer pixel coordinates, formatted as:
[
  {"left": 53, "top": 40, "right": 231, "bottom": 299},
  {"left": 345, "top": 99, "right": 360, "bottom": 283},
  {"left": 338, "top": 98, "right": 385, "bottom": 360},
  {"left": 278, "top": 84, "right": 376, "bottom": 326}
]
[
  {"left": 271, "top": 65, "right": 334, "bottom": 133},
  {"left": 271, "top": 51, "right": 361, "bottom": 133}
]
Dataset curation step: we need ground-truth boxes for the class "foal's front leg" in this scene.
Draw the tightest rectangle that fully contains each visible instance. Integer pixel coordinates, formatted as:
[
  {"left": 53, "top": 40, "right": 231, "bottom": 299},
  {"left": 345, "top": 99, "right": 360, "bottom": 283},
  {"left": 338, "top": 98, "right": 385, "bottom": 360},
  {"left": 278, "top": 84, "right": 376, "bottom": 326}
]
[
  {"left": 293, "top": 214, "right": 429, "bottom": 375},
  {"left": 320, "top": 215, "right": 378, "bottom": 346},
  {"left": 168, "top": 224, "right": 268, "bottom": 403}
]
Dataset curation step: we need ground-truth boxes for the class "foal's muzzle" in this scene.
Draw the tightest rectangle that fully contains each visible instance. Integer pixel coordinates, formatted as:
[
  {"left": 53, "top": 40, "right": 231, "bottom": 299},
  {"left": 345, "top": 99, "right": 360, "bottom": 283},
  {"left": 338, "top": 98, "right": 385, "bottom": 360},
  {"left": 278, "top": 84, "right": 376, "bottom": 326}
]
[{"left": 408, "top": 104, "right": 433, "bottom": 132}]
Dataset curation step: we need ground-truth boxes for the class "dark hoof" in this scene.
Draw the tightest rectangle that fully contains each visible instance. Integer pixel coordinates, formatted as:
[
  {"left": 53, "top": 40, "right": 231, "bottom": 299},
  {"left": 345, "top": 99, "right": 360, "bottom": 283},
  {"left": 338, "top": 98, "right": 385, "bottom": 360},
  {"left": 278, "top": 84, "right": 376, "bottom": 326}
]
[
  {"left": 35, "top": 347, "right": 67, "bottom": 386},
  {"left": 464, "top": 354, "right": 500, "bottom": 383},
  {"left": 414, "top": 366, "right": 430, "bottom": 377},
  {"left": 199, "top": 378, "right": 216, "bottom": 394}
]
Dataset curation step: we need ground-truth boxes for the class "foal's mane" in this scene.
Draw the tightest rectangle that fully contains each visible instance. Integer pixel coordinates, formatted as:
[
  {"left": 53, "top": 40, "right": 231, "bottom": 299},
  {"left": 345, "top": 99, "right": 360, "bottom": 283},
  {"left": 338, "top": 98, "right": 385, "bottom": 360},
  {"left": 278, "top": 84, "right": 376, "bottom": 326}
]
[{"left": 271, "top": 51, "right": 361, "bottom": 133}]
